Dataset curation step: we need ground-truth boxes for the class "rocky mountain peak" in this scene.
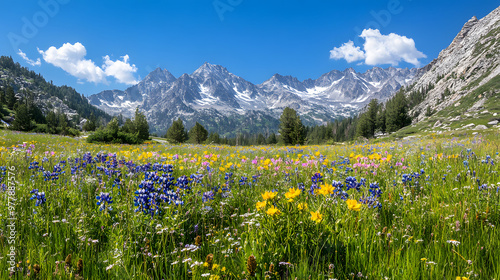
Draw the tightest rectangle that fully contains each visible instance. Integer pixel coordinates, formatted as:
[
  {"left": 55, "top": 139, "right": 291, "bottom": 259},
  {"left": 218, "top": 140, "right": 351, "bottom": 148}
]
[
  {"left": 143, "top": 67, "right": 176, "bottom": 84},
  {"left": 408, "top": 5, "right": 500, "bottom": 123},
  {"left": 450, "top": 15, "right": 479, "bottom": 47},
  {"left": 192, "top": 62, "right": 228, "bottom": 77},
  {"left": 90, "top": 58, "right": 418, "bottom": 136}
]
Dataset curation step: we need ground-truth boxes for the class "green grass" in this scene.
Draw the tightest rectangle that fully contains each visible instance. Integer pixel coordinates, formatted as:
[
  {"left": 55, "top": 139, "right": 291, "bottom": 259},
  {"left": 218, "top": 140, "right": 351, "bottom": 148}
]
[{"left": 0, "top": 129, "right": 499, "bottom": 279}]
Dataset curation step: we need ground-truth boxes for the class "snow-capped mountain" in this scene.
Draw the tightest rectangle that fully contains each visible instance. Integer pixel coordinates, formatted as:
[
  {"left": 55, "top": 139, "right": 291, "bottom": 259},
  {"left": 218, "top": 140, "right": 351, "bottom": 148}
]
[
  {"left": 88, "top": 67, "right": 176, "bottom": 118},
  {"left": 89, "top": 63, "right": 417, "bottom": 136}
]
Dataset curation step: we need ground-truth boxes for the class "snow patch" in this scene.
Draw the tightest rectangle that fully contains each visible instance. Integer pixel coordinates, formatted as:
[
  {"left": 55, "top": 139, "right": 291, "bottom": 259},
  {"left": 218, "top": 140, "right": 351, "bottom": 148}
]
[{"left": 195, "top": 85, "right": 218, "bottom": 105}]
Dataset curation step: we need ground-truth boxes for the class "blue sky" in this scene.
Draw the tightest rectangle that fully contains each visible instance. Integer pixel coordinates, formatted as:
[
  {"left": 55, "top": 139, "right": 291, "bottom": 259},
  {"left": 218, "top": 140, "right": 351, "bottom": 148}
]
[{"left": 1, "top": 0, "right": 498, "bottom": 96}]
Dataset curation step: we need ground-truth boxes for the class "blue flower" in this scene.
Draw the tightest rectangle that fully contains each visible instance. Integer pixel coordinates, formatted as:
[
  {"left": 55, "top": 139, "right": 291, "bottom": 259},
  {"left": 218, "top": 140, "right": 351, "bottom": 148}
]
[
  {"left": 202, "top": 191, "right": 215, "bottom": 202},
  {"left": 96, "top": 192, "right": 113, "bottom": 211},
  {"left": 30, "top": 189, "right": 46, "bottom": 206}
]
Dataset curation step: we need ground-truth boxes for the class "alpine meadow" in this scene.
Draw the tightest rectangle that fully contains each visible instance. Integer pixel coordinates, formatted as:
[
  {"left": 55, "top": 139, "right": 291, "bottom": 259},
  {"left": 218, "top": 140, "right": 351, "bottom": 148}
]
[{"left": 1, "top": 1, "right": 500, "bottom": 279}]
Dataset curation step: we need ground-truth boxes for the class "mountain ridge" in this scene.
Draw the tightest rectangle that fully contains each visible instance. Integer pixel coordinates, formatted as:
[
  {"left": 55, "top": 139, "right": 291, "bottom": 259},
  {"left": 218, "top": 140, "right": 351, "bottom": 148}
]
[
  {"left": 89, "top": 63, "right": 417, "bottom": 136},
  {"left": 404, "top": 5, "right": 500, "bottom": 132}
]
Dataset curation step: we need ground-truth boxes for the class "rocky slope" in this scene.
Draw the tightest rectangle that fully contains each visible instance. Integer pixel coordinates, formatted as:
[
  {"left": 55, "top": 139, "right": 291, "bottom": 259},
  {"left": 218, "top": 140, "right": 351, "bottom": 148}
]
[
  {"left": 407, "top": 5, "right": 500, "bottom": 132},
  {"left": 90, "top": 63, "right": 417, "bottom": 136},
  {"left": 0, "top": 56, "right": 110, "bottom": 126}
]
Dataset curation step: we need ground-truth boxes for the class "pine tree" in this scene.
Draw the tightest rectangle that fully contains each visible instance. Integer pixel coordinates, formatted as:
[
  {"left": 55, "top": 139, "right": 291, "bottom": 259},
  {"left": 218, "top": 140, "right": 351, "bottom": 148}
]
[
  {"left": 425, "top": 106, "right": 433, "bottom": 117},
  {"left": 356, "top": 113, "right": 372, "bottom": 138},
  {"left": 206, "top": 132, "right": 221, "bottom": 144},
  {"left": 83, "top": 113, "right": 97, "bottom": 131},
  {"left": 0, "top": 88, "right": 5, "bottom": 105},
  {"left": 356, "top": 99, "right": 379, "bottom": 138},
  {"left": 6, "top": 86, "right": 16, "bottom": 110},
  {"left": 46, "top": 111, "right": 58, "bottom": 133},
  {"left": 376, "top": 104, "right": 386, "bottom": 133},
  {"left": 267, "top": 133, "right": 278, "bottom": 144},
  {"left": 256, "top": 133, "right": 266, "bottom": 145},
  {"left": 58, "top": 112, "right": 69, "bottom": 135},
  {"left": 165, "top": 118, "right": 187, "bottom": 143},
  {"left": 106, "top": 118, "right": 119, "bottom": 137},
  {"left": 279, "top": 107, "right": 305, "bottom": 145},
  {"left": 385, "top": 91, "right": 412, "bottom": 133},
  {"left": 122, "top": 118, "right": 135, "bottom": 134},
  {"left": 134, "top": 108, "right": 149, "bottom": 141},
  {"left": 189, "top": 122, "right": 208, "bottom": 144},
  {"left": 12, "top": 103, "right": 32, "bottom": 131}
]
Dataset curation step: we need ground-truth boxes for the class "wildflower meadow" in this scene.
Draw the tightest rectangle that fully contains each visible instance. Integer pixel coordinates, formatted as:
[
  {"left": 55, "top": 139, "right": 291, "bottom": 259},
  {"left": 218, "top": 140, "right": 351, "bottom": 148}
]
[{"left": 0, "top": 130, "right": 499, "bottom": 279}]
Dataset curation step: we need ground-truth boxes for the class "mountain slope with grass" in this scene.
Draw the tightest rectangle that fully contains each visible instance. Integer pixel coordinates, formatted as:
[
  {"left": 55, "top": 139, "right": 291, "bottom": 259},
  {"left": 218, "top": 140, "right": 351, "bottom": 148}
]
[
  {"left": 404, "top": 5, "right": 500, "bottom": 133},
  {"left": 0, "top": 56, "right": 110, "bottom": 127}
]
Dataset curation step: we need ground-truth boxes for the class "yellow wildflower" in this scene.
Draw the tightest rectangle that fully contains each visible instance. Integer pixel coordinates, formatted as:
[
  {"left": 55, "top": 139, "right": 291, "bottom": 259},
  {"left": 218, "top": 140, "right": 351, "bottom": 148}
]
[
  {"left": 284, "top": 188, "right": 301, "bottom": 200},
  {"left": 317, "top": 184, "right": 334, "bottom": 196},
  {"left": 266, "top": 206, "right": 281, "bottom": 216},
  {"left": 346, "top": 199, "right": 362, "bottom": 211},
  {"left": 256, "top": 201, "right": 267, "bottom": 210},
  {"left": 310, "top": 211, "right": 323, "bottom": 223},
  {"left": 261, "top": 191, "right": 277, "bottom": 200},
  {"left": 298, "top": 203, "right": 308, "bottom": 210}
]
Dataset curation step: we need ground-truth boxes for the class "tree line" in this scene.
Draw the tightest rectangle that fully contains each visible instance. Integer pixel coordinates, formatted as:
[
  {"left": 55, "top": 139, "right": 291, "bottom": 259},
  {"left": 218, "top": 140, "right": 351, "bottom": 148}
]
[
  {"left": 0, "top": 86, "right": 81, "bottom": 136},
  {"left": 162, "top": 89, "right": 413, "bottom": 146},
  {"left": 355, "top": 89, "right": 413, "bottom": 139}
]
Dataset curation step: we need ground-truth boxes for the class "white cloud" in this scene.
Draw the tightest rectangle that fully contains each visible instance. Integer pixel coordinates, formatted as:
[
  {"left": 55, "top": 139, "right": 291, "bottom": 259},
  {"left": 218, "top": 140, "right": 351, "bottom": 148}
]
[
  {"left": 329, "top": 29, "right": 426, "bottom": 67},
  {"left": 103, "top": 55, "right": 138, "bottom": 85},
  {"left": 329, "top": 41, "right": 365, "bottom": 63},
  {"left": 38, "top": 42, "right": 138, "bottom": 85},
  {"left": 38, "top": 42, "right": 106, "bottom": 83},
  {"left": 17, "top": 49, "right": 41, "bottom": 66},
  {"left": 361, "top": 29, "right": 426, "bottom": 66}
]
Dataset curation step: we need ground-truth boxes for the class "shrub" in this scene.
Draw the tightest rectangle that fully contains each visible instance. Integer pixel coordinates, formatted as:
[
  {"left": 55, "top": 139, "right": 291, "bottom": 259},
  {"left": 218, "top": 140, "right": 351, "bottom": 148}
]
[{"left": 87, "top": 128, "right": 142, "bottom": 144}]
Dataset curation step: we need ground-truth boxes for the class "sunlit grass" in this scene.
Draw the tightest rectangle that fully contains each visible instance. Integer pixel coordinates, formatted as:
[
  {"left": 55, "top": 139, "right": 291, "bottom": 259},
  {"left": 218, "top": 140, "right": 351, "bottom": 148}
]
[{"left": 0, "top": 129, "right": 499, "bottom": 279}]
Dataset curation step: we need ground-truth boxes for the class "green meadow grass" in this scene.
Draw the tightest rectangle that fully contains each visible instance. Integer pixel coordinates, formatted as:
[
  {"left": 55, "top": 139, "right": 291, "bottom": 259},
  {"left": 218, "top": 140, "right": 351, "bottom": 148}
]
[{"left": 0, "top": 129, "right": 499, "bottom": 279}]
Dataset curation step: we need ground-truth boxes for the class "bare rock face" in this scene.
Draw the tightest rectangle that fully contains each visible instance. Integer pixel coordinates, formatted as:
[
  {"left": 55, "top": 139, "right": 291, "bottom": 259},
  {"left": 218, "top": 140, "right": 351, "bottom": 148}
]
[
  {"left": 409, "top": 6, "right": 500, "bottom": 122},
  {"left": 474, "top": 125, "right": 488, "bottom": 130}
]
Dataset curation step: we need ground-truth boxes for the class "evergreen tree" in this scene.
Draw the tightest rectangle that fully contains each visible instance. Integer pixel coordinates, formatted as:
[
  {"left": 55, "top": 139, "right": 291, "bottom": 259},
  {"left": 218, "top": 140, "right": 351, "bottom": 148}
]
[
  {"left": 279, "top": 107, "right": 305, "bottom": 145},
  {"left": 12, "top": 104, "right": 32, "bottom": 131},
  {"left": 385, "top": 91, "right": 412, "bottom": 133},
  {"left": 122, "top": 118, "right": 135, "bottom": 134},
  {"left": 107, "top": 117, "right": 119, "bottom": 138},
  {"left": 0, "top": 88, "right": 5, "bottom": 105},
  {"left": 267, "top": 133, "right": 278, "bottom": 145},
  {"left": 134, "top": 108, "right": 149, "bottom": 141},
  {"left": 256, "top": 133, "right": 266, "bottom": 145},
  {"left": 356, "top": 99, "right": 379, "bottom": 138},
  {"left": 356, "top": 113, "right": 372, "bottom": 138},
  {"left": 165, "top": 118, "right": 187, "bottom": 143},
  {"left": 206, "top": 132, "right": 221, "bottom": 144},
  {"left": 425, "top": 106, "right": 433, "bottom": 117},
  {"left": 58, "top": 112, "right": 69, "bottom": 135},
  {"left": 376, "top": 104, "right": 386, "bottom": 134},
  {"left": 189, "top": 122, "right": 208, "bottom": 144},
  {"left": 23, "top": 89, "right": 46, "bottom": 124},
  {"left": 83, "top": 113, "right": 97, "bottom": 131},
  {"left": 6, "top": 86, "right": 16, "bottom": 109},
  {"left": 46, "top": 111, "right": 58, "bottom": 133}
]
